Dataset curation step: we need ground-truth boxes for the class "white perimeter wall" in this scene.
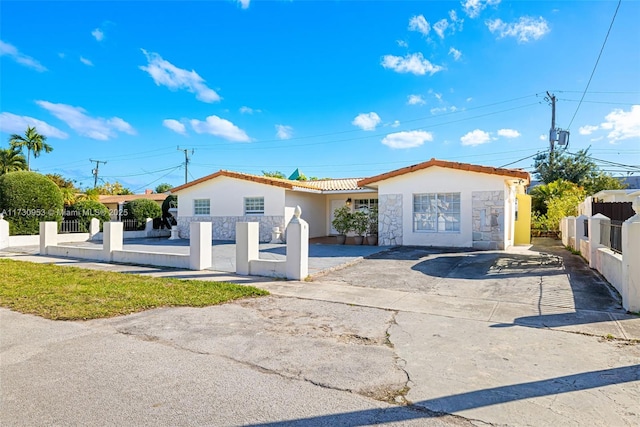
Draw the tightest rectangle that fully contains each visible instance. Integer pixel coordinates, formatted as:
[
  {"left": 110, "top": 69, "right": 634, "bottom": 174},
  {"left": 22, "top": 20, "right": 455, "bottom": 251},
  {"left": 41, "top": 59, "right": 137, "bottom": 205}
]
[
  {"left": 177, "top": 176, "right": 286, "bottom": 217},
  {"left": 377, "top": 167, "right": 512, "bottom": 247}
]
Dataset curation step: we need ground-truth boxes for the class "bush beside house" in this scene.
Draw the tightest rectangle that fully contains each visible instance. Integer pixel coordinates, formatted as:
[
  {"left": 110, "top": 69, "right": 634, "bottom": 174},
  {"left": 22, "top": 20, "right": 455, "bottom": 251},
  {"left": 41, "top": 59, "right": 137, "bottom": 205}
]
[
  {"left": 0, "top": 171, "right": 63, "bottom": 235},
  {"left": 68, "top": 200, "right": 111, "bottom": 232},
  {"left": 122, "top": 198, "right": 162, "bottom": 230}
]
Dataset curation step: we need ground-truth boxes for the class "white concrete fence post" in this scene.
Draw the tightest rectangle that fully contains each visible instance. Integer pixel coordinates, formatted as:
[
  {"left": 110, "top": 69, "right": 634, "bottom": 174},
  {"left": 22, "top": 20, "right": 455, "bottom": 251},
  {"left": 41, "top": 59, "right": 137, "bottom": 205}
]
[
  {"left": 89, "top": 218, "right": 100, "bottom": 239},
  {"left": 286, "top": 206, "right": 309, "bottom": 280},
  {"left": 103, "top": 222, "right": 123, "bottom": 262},
  {"left": 39, "top": 221, "right": 58, "bottom": 255},
  {"left": 565, "top": 216, "right": 576, "bottom": 249},
  {"left": 588, "top": 213, "right": 610, "bottom": 270},
  {"left": 144, "top": 218, "right": 154, "bottom": 235},
  {"left": 236, "top": 222, "right": 259, "bottom": 275},
  {"left": 189, "top": 221, "right": 212, "bottom": 270},
  {"left": 0, "top": 215, "right": 9, "bottom": 250},
  {"left": 621, "top": 197, "right": 640, "bottom": 312}
]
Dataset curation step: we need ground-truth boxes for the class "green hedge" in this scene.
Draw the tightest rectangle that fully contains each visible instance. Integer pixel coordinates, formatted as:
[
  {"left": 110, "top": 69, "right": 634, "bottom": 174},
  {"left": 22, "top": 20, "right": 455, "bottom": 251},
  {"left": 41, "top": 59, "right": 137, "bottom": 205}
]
[
  {"left": 0, "top": 171, "right": 64, "bottom": 235},
  {"left": 122, "top": 199, "right": 162, "bottom": 230},
  {"left": 68, "top": 200, "right": 111, "bottom": 232}
]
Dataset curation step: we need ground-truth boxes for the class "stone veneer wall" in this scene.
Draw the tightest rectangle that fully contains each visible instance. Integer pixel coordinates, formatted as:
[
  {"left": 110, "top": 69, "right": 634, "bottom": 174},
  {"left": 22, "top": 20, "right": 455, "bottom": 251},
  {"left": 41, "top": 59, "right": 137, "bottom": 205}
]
[
  {"left": 178, "top": 216, "right": 285, "bottom": 243},
  {"left": 472, "top": 191, "right": 505, "bottom": 250},
  {"left": 379, "top": 194, "right": 403, "bottom": 246}
]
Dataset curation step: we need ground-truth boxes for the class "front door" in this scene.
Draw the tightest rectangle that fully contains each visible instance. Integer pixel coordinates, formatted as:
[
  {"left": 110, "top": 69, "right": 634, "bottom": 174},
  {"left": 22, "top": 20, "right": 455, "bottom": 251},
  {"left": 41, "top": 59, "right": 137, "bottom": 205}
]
[{"left": 330, "top": 199, "right": 344, "bottom": 235}]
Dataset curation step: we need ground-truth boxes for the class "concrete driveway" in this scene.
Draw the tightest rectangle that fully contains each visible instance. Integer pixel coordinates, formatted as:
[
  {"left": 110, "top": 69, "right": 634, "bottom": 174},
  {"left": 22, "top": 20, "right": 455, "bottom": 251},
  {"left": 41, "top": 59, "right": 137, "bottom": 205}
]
[
  {"left": 2, "top": 238, "right": 639, "bottom": 426},
  {"left": 13, "top": 238, "right": 389, "bottom": 276}
]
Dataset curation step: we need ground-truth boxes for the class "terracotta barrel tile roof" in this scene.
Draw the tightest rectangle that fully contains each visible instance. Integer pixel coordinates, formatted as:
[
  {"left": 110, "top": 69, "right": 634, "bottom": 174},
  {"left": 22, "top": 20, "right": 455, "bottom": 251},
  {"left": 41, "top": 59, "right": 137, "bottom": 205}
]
[
  {"left": 171, "top": 170, "right": 366, "bottom": 193},
  {"left": 357, "top": 158, "right": 530, "bottom": 187}
]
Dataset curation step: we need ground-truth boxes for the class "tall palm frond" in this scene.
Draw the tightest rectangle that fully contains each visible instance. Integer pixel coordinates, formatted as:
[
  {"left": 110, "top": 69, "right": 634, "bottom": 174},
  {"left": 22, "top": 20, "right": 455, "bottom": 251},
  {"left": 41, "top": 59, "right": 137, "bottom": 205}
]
[
  {"left": 9, "top": 126, "right": 53, "bottom": 171},
  {"left": 0, "top": 146, "right": 28, "bottom": 175}
]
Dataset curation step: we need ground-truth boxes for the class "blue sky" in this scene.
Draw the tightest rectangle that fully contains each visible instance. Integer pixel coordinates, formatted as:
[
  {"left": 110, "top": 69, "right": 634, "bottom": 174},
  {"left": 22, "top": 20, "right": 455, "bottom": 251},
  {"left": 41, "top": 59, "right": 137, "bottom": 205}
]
[{"left": 1, "top": 0, "right": 639, "bottom": 192}]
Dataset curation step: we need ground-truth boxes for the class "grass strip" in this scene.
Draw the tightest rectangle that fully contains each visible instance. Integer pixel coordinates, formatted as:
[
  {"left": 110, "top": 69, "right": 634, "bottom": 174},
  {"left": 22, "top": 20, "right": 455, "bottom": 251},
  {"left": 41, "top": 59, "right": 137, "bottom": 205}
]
[{"left": 0, "top": 259, "right": 268, "bottom": 320}]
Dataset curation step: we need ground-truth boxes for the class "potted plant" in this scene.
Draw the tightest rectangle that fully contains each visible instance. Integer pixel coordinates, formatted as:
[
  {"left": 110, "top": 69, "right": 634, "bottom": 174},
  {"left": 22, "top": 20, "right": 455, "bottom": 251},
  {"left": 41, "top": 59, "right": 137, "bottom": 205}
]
[
  {"left": 367, "top": 206, "right": 378, "bottom": 246},
  {"left": 331, "top": 205, "right": 352, "bottom": 244},
  {"left": 352, "top": 210, "right": 368, "bottom": 245}
]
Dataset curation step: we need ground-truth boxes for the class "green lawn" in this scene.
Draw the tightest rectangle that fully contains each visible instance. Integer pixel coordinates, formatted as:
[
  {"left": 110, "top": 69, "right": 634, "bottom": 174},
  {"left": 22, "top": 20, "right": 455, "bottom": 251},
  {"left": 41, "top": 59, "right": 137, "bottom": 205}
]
[{"left": 0, "top": 259, "right": 268, "bottom": 320}]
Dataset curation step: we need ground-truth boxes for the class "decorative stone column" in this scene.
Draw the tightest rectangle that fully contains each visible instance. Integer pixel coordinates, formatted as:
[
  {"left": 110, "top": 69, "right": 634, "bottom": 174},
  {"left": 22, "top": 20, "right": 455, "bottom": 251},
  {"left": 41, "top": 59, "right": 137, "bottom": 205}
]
[{"left": 286, "top": 206, "right": 309, "bottom": 280}]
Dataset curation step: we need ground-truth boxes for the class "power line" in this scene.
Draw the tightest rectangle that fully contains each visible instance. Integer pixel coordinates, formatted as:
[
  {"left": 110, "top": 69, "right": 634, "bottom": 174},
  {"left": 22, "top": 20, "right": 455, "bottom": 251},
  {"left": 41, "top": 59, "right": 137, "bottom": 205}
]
[
  {"left": 567, "top": 0, "right": 622, "bottom": 130},
  {"left": 177, "top": 146, "right": 194, "bottom": 184}
]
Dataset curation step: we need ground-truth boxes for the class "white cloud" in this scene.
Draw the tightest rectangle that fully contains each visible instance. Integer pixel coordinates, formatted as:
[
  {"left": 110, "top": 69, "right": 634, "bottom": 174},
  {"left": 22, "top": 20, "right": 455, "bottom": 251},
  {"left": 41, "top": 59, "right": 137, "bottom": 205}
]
[
  {"left": 80, "top": 56, "right": 94, "bottom": 66},
  {"left": 382, "top": 130, "right": 433, "bottom": 149},
  {"left": 486, "top": 16, "right": 550, "bottom": 43},
  {"left": 391, "top": 120, "right": 400, "bottom": 128},
  {"left": 381, "top": 53, "right": 443, "bottom": 76},
  {"left": 579, "top": 125, "right": 599, "bottom": 135},
  {"left": 0, "top": 112, "right": 68, "bottom": 139},
  {"left": 461, "top": 129, "right": 492, "bottom": 146},
  {"left": 433, "top": 19, "right": 449, "bottom": 38},
  {"left": 407, "top": 94, "right": 426, "bottom": 105},
  {"left": 163, "top": 119, "right": 187, "bottom": 135},
  {"left": 430, "top": 107, "right": 447, "bottom": 114},
  {"left": 190, "top": 115, "right": 251, "bottom": 142},
  {"left": 139, "top": 49, "right": 221, "bottom": 103},
  {"left": 91, "top": 28, "right": 104, "bottom": 41},
  {"left": 600, "top": 105, "right": 640, "bottom": 143},
  {"left": 462, "top": 0, "right": 501, "bottom": 19},
  {"left": 0, "top": 40, "right": 47, "bottom": 72},
  {"left": 240, "top": 106, "right": 261, "bottom": 114},
  {"left": 466, "top": 97, "right": 473, "bottom": 102},
  {"left": 449, "top": 47, "right": 462, "bottom": 61},
  {"left": 408, "top": 15, "right": 430, "bottom": 36},
  {"left": 539, "top": 134, "right": 547, "bottom": 141},
  {"left": 237, "top": 0, "right": 250, "bottom": 9},
  {"left": 275, "top": 124, "right": 293, "bottom": 140},
  {"left": 397, "top": 40, "right": 409, "bottom": 48},
  {"left": 352, "top": 112, "right": 382, "bottom": 131},
  {"left": 449, "top": 10, "right": 464, "bottom": 31},
  {"left": 36, "top": 100, "right": 136, "bottom": 140},
  {"left": 497, "top": 128, "right": 521, "bottom": 138}
]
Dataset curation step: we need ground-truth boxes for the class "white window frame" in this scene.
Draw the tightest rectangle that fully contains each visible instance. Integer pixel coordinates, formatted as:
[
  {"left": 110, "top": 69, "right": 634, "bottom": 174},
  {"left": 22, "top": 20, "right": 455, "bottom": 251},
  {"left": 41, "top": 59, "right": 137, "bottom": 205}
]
[
  {"left": 354, "top": 198, "right": 378, "bottom": 213},
  {"left": 193, "top": 199, "right": 210, "bottom": 216},
  {"left": 413, "top": 192, "right": 460, "bottom": 233},
  {"left": 244, "top": 197, "right": 265, "bottom": 215}
]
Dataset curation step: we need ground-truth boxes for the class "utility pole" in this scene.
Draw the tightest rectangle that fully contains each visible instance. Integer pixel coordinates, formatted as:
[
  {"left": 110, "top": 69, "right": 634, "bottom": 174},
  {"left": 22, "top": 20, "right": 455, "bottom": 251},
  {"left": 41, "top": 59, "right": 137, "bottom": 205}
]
[
  {"left": 177, "top": 147, "right": 194, "bottom": 184},
  {"left": 90, "top": 159, "right": 107, "bottom": 188},
  {"left": 546, "top": 91, "right": 556, "bottom": 153}
]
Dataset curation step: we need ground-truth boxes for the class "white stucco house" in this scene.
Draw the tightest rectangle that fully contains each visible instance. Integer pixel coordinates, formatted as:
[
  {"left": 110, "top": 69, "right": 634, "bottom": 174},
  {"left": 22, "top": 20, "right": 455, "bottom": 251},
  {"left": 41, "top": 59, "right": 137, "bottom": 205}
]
[{"left": 170, "top": 159, "right": 530, "bottom": 249}]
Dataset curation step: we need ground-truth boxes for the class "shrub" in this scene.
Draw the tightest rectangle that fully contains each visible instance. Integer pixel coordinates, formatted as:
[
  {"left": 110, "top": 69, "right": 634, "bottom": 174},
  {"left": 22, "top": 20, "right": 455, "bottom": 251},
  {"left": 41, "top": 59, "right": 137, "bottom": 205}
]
[
  {"left": 68, "top": 200, "right": 111, "bottom": 232},
  {"left": 331, "top": 205, "right": 352, "bottom": 235},
  {"left": 0, "top": 171, "right": 63, "bottom": 235},
  {"left": 162, "top": 195, "right": 178, "bottom": 213},
  {"left": 352, "top": 211, "right": 368, "bottom": 236},
  {"left": 122, "top": 199, "right": 162, "bottom": 230}
]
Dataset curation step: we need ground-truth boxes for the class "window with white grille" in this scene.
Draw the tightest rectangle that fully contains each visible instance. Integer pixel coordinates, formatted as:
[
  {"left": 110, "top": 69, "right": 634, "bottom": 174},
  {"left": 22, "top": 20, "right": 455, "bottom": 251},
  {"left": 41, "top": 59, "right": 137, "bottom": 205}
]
[{"left": 413, "top": 193, "right": 460, "bottom": 232}]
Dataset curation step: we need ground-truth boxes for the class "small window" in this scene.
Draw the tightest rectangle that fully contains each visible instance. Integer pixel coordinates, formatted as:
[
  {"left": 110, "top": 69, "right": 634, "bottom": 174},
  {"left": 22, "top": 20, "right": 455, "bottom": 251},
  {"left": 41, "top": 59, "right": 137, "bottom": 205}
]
[
  {"left": 413, "top": 193, "right": 460, "bottom": 233},
  {"left": 354, "top": 198, "right": 378, "bottom": 213},
  {"left": 244, "top": 197, "right": 265, "bottom": 215},
  {"left": 193, "top": 199, "right": 210, "bottom": 216}
]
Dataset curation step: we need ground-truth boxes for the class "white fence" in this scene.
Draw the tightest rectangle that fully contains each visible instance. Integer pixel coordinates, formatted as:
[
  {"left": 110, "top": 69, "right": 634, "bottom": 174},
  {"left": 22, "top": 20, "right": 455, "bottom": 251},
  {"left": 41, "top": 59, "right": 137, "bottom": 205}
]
[
  {"left": 38, "top": 221, "right": 211, "bottom": 271},
  {"left": 0, "top": 218, "right": 170, "bottom": 249},
  {"left": 561, "top": 198, "right": 640, "bottom": 311}
]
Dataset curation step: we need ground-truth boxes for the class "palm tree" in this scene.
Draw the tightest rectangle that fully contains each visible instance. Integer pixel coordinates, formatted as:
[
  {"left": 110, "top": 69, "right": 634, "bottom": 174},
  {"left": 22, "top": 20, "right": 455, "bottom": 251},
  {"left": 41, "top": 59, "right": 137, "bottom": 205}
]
[
  {"left": 0, "top": 146, "right": 27, "bottom": 175},
  {"left": 9, "top": 126, "right": 53, "bottom": 171}
]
